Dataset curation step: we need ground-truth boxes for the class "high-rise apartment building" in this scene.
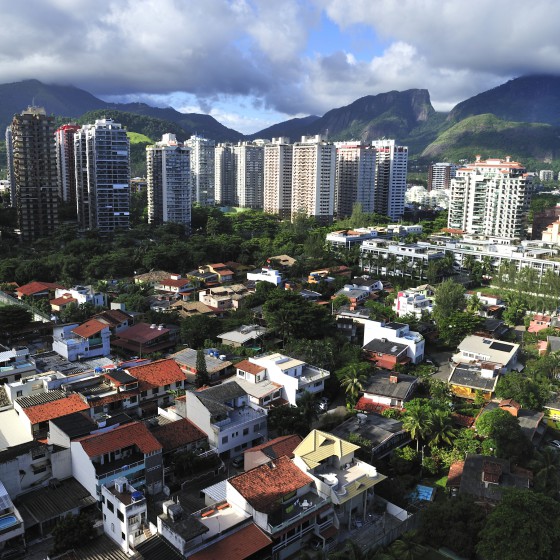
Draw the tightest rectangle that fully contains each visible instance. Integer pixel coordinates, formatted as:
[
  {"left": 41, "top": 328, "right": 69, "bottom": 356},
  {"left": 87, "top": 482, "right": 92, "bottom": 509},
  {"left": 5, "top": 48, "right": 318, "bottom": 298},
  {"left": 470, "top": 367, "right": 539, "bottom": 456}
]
[
  {"left": 234, "top": 142, "right": 265, "bottom": 209},
  {"left": 74, "top": 119, "right": 130, "bottom": 234},
  {"left": 214, "top": 143, "right": 236, "bottom": 206},
  {"left": 428, "top": 162, "right": 457, "bottom": 191},
  {"left": 185, "top": 135, "right": 215, "bottom": 206},
  {"left": 10, "top": 107, "right": 59, "bottom": 241},
  {"left": 291, "top": 135, "right": 336, "bottom": 223},
  {"left": 55, "top": 123, "right": 81, "bottom": 206},
  {"left": 4, "top": 126, "right": 16, "bottom": 207},
  {"left": 146, "top": 134, "right": 191, "bottom": 228},
  {"left": 334, "top": 141, "right": 376, "bottom": 217},
  {"left": 448, "top": 156, "right": 532, "bottom": 239},
  {"left": 371, "top": 140, "right": 408, "bottom": 220},
  {"left": 263, "top": 137, "right": 293, "bottom": 219}
]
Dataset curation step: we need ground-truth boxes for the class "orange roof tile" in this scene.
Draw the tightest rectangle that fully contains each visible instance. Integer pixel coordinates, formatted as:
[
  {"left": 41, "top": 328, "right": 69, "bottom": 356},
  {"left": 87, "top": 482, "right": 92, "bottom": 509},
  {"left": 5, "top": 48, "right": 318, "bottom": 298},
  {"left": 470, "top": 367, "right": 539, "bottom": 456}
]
[
  {"left": 72, "top": 319, "right": 108, "bottom": 339},
  {"left": 151, "top": 419, "right": 207, "bottom": 452},
  {"left": 17, "top": 281, "right": 63, "bottom": 297},
  {"left": 49, "top": 294, "right": 77, "bottom": 306},
  {"left": 447, "top": 460, "right": 465, "bottom": 487},
  {"left": 189, "top": 523, "right": 272, "bottom": 560},
  {"left": 157, "top": 278, "right": 191, "bottom": 288},
  {"left": 126, "top": 359, "right": 185, "bottom": 388},
  {"left": 23, "top": 394, "right": 89, "bottom": 425},
  {"left": 77, "top": 421, "right": 162, "bottom": 457},
  {"left": 245, "top": 434, "right": 302, "bottom": 459},
  {"left": 229, "top": 456, "right": 312, "bottom": 513},
  {"left": 235, "top": 360, "right": 266, "bottom": 376}
]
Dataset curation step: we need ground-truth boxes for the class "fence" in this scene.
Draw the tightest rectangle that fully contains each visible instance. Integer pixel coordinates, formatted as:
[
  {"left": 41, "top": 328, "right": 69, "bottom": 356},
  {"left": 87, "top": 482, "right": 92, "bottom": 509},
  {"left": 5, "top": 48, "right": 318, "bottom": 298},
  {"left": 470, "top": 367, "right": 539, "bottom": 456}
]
[{"left": 0, "top": 290, "right": 51, "bottom": 323}]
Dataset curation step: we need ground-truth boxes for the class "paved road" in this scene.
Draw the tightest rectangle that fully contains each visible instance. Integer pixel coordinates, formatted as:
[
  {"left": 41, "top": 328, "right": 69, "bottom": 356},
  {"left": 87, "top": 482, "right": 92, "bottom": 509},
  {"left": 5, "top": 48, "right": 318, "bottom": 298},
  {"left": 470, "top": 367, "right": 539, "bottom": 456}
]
[{"left": 426, "top": 349, "right": 454, "bottom": 382}]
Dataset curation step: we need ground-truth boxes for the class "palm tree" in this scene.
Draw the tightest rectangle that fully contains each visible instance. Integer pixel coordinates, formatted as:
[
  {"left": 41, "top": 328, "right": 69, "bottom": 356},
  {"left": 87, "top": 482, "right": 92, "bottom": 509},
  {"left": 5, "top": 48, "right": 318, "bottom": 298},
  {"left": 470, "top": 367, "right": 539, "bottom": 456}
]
[
  {"left": 402, "top": 402, "right": 434, "bottom": 452},
  {"left": 296, "top": 391, "right": 320, "bottom": 425},
  {"left": 388, "top": 531, "right": 426, "bottom": 560},
  {"left": 530, "top": 447, "right": 560, "bottom": 497},
  {"left": 339, "top": 363, "right": 370, "bottom": 407},
  {"left": 428, "top": 408, "right": 457, "bottom": 447}
]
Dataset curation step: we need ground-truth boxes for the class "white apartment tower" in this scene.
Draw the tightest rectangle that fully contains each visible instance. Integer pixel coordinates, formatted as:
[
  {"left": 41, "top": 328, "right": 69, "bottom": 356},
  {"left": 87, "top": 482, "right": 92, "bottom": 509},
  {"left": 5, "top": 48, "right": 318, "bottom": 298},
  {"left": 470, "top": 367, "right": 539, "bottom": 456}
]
[
  {"left": 371, "top": 139, "right": 408, "bottom": 220},
  {"left": 55, "top": 123, "right": 81, "bottom": 206},
  {"left": 334, "top": 141, "right": 377, "bottom": 217},
  {"left": 428, "top": 162, "right": 457, "bottom": 191},
  {"left": 185, "top": 135, "right": 215, "bottom": 206},
  {"left": 74, "top": 119, "right": 130, "bottom": 234},
  {"left": 4, "top": 126, "right": 15, "bottom": 207},
  {"left": 448, "top": 156, "right": 532, "bottom": 239},
  {"left": 263, "top": 137, "right": 293, "bottom": 219},
  {"left": 146, "top": 134, "right": 191, "bottom": 228},
  {"left": 234, "top": 141, "right": 265, "bottom": 209},
  {"left": 214, "top": 142, "right": 236, "bottom": 206},
  {"left": 291, "top": 135, "right": 336, "bottom": 223}
]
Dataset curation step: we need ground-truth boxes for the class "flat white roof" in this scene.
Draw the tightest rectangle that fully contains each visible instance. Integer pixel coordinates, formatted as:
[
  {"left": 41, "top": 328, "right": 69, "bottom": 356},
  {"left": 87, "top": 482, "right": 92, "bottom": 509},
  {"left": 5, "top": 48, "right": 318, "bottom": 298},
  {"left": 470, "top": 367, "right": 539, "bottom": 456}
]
[{"left": 0, "top": 409, "right": 34, "bottom": 449}]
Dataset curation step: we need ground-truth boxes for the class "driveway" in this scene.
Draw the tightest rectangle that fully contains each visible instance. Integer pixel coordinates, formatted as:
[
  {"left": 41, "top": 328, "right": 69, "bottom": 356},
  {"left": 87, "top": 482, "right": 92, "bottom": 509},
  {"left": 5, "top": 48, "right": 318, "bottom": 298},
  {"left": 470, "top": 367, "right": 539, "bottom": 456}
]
[{"left": 426, "top": 349, "right": 454, "bottom": 382}]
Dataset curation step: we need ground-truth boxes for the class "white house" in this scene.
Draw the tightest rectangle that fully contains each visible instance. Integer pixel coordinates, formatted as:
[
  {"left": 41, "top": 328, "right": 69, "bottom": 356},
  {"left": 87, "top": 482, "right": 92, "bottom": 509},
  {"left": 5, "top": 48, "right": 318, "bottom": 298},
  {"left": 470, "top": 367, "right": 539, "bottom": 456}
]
[
  {"left": 52, "top": 319, "right": 111, "bottom": 361},
  {"left": 393, "top": 290, "right": 433, "bottom": 318},
  {"left": 54, "top": 285, "right": 105, "bottom": 307},
  {"left": 363, "top": 320, "right": 425, "bottom": 364},
  {"left": 246, "top": 267, "right": 283, "bottom": 286},
  {"left": 0, "top": 347, "right": 36, "bottom": 383},
  {"left": 453, "top": 335, "right": 520, "bottom": 372}
]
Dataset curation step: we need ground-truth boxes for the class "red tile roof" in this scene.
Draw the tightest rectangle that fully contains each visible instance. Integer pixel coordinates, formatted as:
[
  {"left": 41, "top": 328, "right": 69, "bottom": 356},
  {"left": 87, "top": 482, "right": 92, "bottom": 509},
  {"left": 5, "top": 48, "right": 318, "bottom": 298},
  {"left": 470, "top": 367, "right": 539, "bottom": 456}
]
[
  {"left": 151, "top": 419, "right": 207, "bottom": 452},
  {"left": 49, "top": 294, "right": 77, "bottom": 306},
  {"left": 157, "top": 278, "right": 191, "bottom": 288},
  {"left": 94, "top": 309, "right": 132, "bottom": 327},
  {"left": 228, "top": 456, "right": 312, "bottom": 513},
  {"left": 72, "top": 319, "right": 108, "bottom": 339},
  {"left": 118, "top": 323, "right": 170, "bottom": 343},
  {"left": 189, "top": 523, "right": 271, "bottom": 560},
  {"left": 126, "top": 359, "right": 185, "bottom": 388},
  {"left": 447, "top": 460, "right": 465, "bottom": 487},
  {"left": 17, "top": 281, "right": 63, "bottom": 297},
  {"left": 23, "top": 393, "right": 89, "bottom": 425},
  {"left": 77, "top": 421, "right": 162, "bottom": 457},
  {"left": 235, "top": 360, "right": 266, "bottom": 376},
  {"left": 245, "top": 434, "right": 302, "bottom": 459}
]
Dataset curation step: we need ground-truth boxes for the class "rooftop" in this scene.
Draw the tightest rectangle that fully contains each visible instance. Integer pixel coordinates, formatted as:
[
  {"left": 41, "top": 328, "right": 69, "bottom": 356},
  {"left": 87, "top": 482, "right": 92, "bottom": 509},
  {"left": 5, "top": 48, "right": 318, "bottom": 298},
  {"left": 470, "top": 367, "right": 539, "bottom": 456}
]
[
  {"left": 363, "top": 338, "right": 409, "bottom": 356},
  {"left": 151, "top": 419, "right": 207, "bottom": 452},
  {"left": 20, "top": 393, "right": 90, "bottom": 425},
  {"left": 76, "top": 421, "right": 162, "bottom": 457},
  {"left": 50, "top": 411, "right": 96, "bottom": 439},
  {"left": 457, "top": 335, "right": 519, "bottom": 364},
  {"left": 363, "top": 371, "right": 418, "bottom": 400},
  {"left": 170, "top": 348, "right": 232, "bottom": 373},
  {"left": 217, "top": 325, "right": 267, "bottom": 344},
  {"left": 72, "top": 319, "right": 108, "bottom": 339},
  {"left": 104, "top": 368, "right": 138, "bottom": 386},
  {"left": 17, "top": 281, "right": 63, "bottom": 296},
  {"left": 228, "top": 456, "right": 312, "bottom": 514},
  {"left": 245, "top": 434, "right": 302, "bottom": 460},
  {"left": 94, "top": 308, "right": 132, "bottom": 327},
  {"left": 235, "top": 359, "right": 266, "bottom": 376},
  {"left": 126, "top": 358, "right": 185, "bottom": 388},
  {"left": 294, "top": 430, "right": 360, "bottom": 470},
  {"left": 117, "top": 322, "right": 171, "bottom": 343},
  {"left": 448, "top": 363, "right": 500, "bottom": 392}
]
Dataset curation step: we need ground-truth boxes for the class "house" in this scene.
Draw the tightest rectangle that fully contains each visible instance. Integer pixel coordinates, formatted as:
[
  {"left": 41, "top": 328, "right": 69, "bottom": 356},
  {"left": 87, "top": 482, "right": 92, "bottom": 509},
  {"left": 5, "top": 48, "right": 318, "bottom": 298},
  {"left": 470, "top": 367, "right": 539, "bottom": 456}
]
[
  {"left": 111, "top": 322, "right": 179, "bottom": 355},
  {"left": 246, "top": 267, "right": 283, "bottom": 286},
  {"left": 170, "top": 348, "right": 233, "bottom": 384},
  {"left": 393, "top": 290, "right": 433, "bottom": 318},
  {"left": 151, "top": 418, "right": 208, "bottom": 457},
  {"left": 198, "top": 284, "right": 251, "bottom": 312},
  {"left": 363, "top": 320, "right": 425, "bottom": 364},
  {"left": 52, "top": 319, "right": 111, "bottom": 361},
  {"left": 453, "top": 335, "right": 520, "bottom": 372},
  {"left": 217, "top": 325, "right": 268, "bottom": 348},
  {"left": 206, "top": 263, "right": 235, "bottom": 283},
  {"left": 232, "top": 360, "right": 285, "bottom": 411},
  {"left": 16, "top": 281, "right": 63, "bottom": 300},
  {"left": 154, "top": 274, "right": 193, "bottom": 295},
  {"left": 0, "top": 346, "right": 36, "bottom": 384},
  {"left": 0, "top": 481, "right": 24, "bottom": 551},
  {"left": 170, "top": 300, "right": 216, "bottom": 319},
  {"left": 125, "top": 359, "right": 187, "bottom": 415},
  {"left": 102, "top": 478, "right": 148, "bottom": 554},
  {"left": 528, "top": 313, "right": 559, "bottom": 333},
  {"left": 447, "top": 362, "right": 500, "bottom": 401},
  {"left": 326, "top": 229, "right": 379, "bottom": 250},
  {"left": 243, "top": 434, "right": 302, "bottom": 471},
  {"left": 331, "top": 413, "right": 410, "bottom": 461},
  {"left": 226, "top": 455, "right": 335, "bottom": 559},
  {"left": 53, "top": 285, "right": 105, "bottom": 307},
  {"left": 307, "top": 266, "right": 351, "bottom": 284},
  {"left": 186, "top": 266, "right": 220, "bottom": 285},
  {"left": 334, "top": 285, "right": 370, "bottom": 308},
  {"left": 475, "top": 318, "right": 509, "bottom": 339},
  {"left": 49, "top": 293, "right": 78, "bottom": 312},
  {"left": 94, "top": 306, "right": 134, "bottom": 335},
  {"left": 465, "top": 291, "right": 505, "bottom": 318},
  {"left": 363, "top": 338, "right": 410, "bottom": 369},
  {"left": 177, "top": 383, "right": 268, "bottom": 458},
  {"left": 245, "top": 353, "right": 330, "bottom": 406},
  {"left": 134, "top": 270, "right": 171, "bottom": 285},
  {"left": 267, "top": 254, "right": 297, "bottom": 269},
  {"left": 356, "top": 371, "right": 418, "bottom": 412},
  {"left": 544, "top": 397, "right": 560, "bottom": 425},
  {"left": 350, "top": 276, "right": 383, "bottom": 292},
  {"left": 71, "top": 421, "right": 164, "bottom": 499},
  {"left": 293, "top": 430, "right": 386, "bottom": 529},
  {"left": 446, "top": 454, "right": 532, "bottom": 503}
]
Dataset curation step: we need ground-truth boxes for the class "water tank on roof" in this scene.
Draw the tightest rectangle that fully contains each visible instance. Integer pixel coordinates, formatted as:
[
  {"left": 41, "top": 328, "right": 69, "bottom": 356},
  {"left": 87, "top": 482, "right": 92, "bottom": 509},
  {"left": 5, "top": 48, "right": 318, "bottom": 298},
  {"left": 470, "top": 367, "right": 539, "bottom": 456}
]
[{"left": 131, "top": 491, "right": 144, "bottom": 503}]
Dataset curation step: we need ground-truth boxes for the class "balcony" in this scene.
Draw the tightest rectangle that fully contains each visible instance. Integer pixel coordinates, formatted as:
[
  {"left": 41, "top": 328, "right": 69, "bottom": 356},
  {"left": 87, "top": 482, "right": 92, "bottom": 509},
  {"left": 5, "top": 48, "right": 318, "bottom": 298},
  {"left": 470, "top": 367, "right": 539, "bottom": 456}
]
[
  {"left": 212, "top": 406, "right": 266, "bottom": 432},
  {"left": 298, "top": 365, "right": 330, "bottom": 387},
  {"left": 267, "top": 491, "right": 330, "bottom": 534}
]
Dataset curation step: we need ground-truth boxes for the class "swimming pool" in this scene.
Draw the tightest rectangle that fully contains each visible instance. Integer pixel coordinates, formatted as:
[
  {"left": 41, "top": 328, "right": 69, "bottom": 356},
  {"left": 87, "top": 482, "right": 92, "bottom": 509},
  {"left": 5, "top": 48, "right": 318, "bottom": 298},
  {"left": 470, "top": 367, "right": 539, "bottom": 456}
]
[
  {"left": 0, "top": 515, "right": 18, "bottom": 531},
  {"left": 409, "top": 484, "right": 436, "bottom": 502}
]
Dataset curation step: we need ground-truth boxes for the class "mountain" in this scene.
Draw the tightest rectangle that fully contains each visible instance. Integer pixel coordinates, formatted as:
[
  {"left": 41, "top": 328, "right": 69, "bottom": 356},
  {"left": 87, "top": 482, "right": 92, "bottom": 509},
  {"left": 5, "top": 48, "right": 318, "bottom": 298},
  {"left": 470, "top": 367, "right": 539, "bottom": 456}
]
[
  {"left": 251, "top": 89, "right": 436, "bottom": 143},
  {"left": 421, "top": 113, "right": 560, "bottom": 162},
  {"left": 246, "top": 115, "right": 320, "bottom": 142},
  {"left": 447, "top": 75, "right": 560, "bottom": 126},
  {"left": 0, "top": 80, "right": 243, "bottom": 141}
]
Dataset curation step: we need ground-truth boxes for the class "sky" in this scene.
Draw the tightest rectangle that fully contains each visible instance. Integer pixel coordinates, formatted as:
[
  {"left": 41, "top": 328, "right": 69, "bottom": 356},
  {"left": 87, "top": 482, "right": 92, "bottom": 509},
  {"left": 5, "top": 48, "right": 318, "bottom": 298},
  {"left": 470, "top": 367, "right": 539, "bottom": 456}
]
[{"left": 2, "top": 0, "right": 560, "bottom": 134}]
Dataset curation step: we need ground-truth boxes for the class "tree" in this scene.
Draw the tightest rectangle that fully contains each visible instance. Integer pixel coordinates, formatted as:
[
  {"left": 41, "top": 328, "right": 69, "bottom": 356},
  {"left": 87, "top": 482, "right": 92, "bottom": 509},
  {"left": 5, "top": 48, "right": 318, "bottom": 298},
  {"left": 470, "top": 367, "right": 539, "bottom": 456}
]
[
  {"left": 331, "top": 293, "right": 350, "bottom": 311},
  {"left": 428, "top": 408, "right": 457, "bottom": 448},
  {"left": 388, "top": 532, "right": 426, "bottom": 560},
  {"left": 530, "top": 447, "right": 560, "bottom": 497},
  {"left": 296, "top": 390, "right": 319, "bottom": 425},
  {"left": 495, "top": 370, "right": 548, "bottom": 409},
  {"left": 476, "top": 489, "right": 560, "bottom": 560},
  {"left": 338, "top": 362, "right": 370, "bottom": 407},
  {"left": 180, "top": 314, "right": 221, "bottom": 349},
  {"left": 267, "top": 405, "right": 308, "bottom": 437},
  {"left": 50, "top": 513, "right": 95, "bottom": 554},
  {"left": 436, "top": 310, "right": 483, "bottom": 347},
  {"left": 0, "top": 305, "right": 32, "bottom": 332},
  {"left": 195, "top": 349, "right": 210, "bottom": 388},
  {"left": 433, "top": 279, "right": 465, "bottom": 321},
  {"left": 402, "top": 400, "right": 434, "bottom": 452}
]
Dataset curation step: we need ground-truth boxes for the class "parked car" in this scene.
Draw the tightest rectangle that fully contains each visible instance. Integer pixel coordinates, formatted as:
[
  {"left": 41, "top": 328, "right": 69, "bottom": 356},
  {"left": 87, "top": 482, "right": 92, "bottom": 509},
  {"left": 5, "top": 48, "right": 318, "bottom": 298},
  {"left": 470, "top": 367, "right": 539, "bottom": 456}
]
[{"left": 231, "top": 455, "right": 244, "bottom": 468}]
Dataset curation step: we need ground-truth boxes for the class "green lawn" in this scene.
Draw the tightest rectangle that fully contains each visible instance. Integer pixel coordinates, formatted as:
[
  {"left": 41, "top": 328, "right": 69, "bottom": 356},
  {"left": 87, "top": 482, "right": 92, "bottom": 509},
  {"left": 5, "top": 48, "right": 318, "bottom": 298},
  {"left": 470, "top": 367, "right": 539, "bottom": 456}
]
[{"left": 127, "top": 131, "right": 152, "bottom": 144}]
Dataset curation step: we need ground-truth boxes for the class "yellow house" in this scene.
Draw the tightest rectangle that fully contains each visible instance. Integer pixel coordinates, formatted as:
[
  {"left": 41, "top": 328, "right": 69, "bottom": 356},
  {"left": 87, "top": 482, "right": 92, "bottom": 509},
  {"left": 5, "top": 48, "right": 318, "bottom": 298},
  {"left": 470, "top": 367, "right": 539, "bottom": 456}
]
[
  {"left": 447, "top": 363, "right": 500, "bottom": 402},
  {"left": 292, "top": 430, "right": 386, "bottom": 528}
]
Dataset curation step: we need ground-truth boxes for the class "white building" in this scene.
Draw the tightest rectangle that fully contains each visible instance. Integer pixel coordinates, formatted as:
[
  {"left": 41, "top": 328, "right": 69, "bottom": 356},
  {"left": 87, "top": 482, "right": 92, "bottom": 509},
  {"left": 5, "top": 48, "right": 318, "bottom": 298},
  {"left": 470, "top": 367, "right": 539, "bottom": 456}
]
[
  {"left": 539, "top": 169, "right": 554, "bottom": 182},
  {"left": 393, "top": 289, "right": 433, "bottom": 318},
  {"left": 55, "top": 123, "right": 80, "bottom": 205},
  {"left": 54, "top": 285, "right": 105, "bottom": 307},
  {"left": 52, "top": 319, "right": 111, "bottom": 361},
  {"left": 74, "top": 119, "right": 130, "bottom": 234},
  {"left": 428, "top": 162, "right": 457, "bottom": 191},
  {"left": 246, "top": 267, "right": 283, "bottom": 286},
  {"left": 371, "top": 140, "right": 408, "bottom": 220},
  {"left": 263, "top": 137, "right": 293, "bottom": 219},
  {"left": 363, "top": 320, "right": 425, "bottom": 364},
  {"left": 0, "top": 347, "right": 35, "bottom": 384},
  {"left": 214, "top": 142, "right": 236, "bottom": 206},
  {"left": 102, "top": 478, "right": 148, "bottom": 554},
  {"left": 186, "top": 135, "right": 215, "bottom": 206},
  {"left": 334, "top": 141, "right": 376, "bottom": 217},
  {"left": 448, "top": 156, "right": 532, "bottom": 239},
  {"left": 453, "top": 335, "right": 520, "bottom": 372},
  {"left": 234, "top": 142, "right": 265, "bottom": 208},
  {"left": 147, "top": 134, "right": 191, "bottom": 228},
  {"left": 291, "top": 135, "right": 336, "bottom": 223}
]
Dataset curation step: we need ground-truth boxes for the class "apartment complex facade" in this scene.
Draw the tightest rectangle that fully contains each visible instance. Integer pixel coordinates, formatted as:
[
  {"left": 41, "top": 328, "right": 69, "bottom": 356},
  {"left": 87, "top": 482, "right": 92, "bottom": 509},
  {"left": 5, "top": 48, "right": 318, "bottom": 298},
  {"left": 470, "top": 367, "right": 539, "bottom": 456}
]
[
  {"left": 263, "top": 137, "right": 293, "bottom": 219},
  {"left": 428, "top": 162, "right": 457, "bottom": 191},
  {"left": 146, "top": 133, "right": 191, "bottom": 228},
  {"left": 10, "top": 107, "right": 59, "bottom": 242},
  {"left": 186, "top": 135, "right": 215, "bottom": 206},
  {"left": 448, "top": 156, "right": 532, "bottom": 239},
  {"left": 55, "top": 123, "right": 81, "bottom": 205},
  {"left": 234, "top": 141, "right": 265, "bottom": 208},
  {"left": 214, "top": 142, "right": 236, "bottom": 205},
  {"left": 74, "top": 118, "right": 130, "bottom": 234},
  {"left": 372, "top": 140, "right": 408, "bottom": 220}
]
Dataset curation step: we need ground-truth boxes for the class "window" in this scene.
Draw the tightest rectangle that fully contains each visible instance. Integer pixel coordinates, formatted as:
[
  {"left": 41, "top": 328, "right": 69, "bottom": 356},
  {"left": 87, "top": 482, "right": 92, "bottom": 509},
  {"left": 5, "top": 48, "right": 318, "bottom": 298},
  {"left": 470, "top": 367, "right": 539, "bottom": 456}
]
[
  {"left": 243, "top": 428, "right": 249, "bottom": 436},
  {"left": 107, "top": 501, "right": 114, "bottom": 513},
  {"left": 222, "top": 436, "right": 228, "bottom": 444},
  {"left": 152, "top": 388, "right": 158, "bottom": 396},
  {"left": 164, "top": 384, "right": 170, "bottom": 391},
  {"left": 129, "top": 395, "right": 137, "bottom": 403},
  {"left": 117, "top": 511, "right": 124, "bottom": 522},
  {"left": 121, "top": 532, "right": 125, "bottom": 541},
  {"left": 141, "top": 391, "right": 147, "bottom": 398},
  {"left": 111, "top": 523, "right": 115, "bottom": 533},
  {"left": 16, "top": 391, "right": 22, "bottom": 397}
]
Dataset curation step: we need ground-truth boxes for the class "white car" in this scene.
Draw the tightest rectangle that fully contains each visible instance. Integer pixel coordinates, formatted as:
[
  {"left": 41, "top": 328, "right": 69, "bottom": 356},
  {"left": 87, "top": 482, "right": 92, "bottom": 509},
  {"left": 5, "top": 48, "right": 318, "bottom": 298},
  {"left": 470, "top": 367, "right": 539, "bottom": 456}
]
[{"left": 317, "top": 397, "right": 329, "bottom": 412}]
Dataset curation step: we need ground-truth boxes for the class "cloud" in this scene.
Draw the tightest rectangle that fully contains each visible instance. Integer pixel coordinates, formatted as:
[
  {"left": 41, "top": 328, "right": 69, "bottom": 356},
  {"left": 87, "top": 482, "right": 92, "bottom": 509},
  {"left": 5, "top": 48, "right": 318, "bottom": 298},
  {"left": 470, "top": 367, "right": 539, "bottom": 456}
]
[{"left": 1, "top": 0, "right": 560, "bottom": 132}]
